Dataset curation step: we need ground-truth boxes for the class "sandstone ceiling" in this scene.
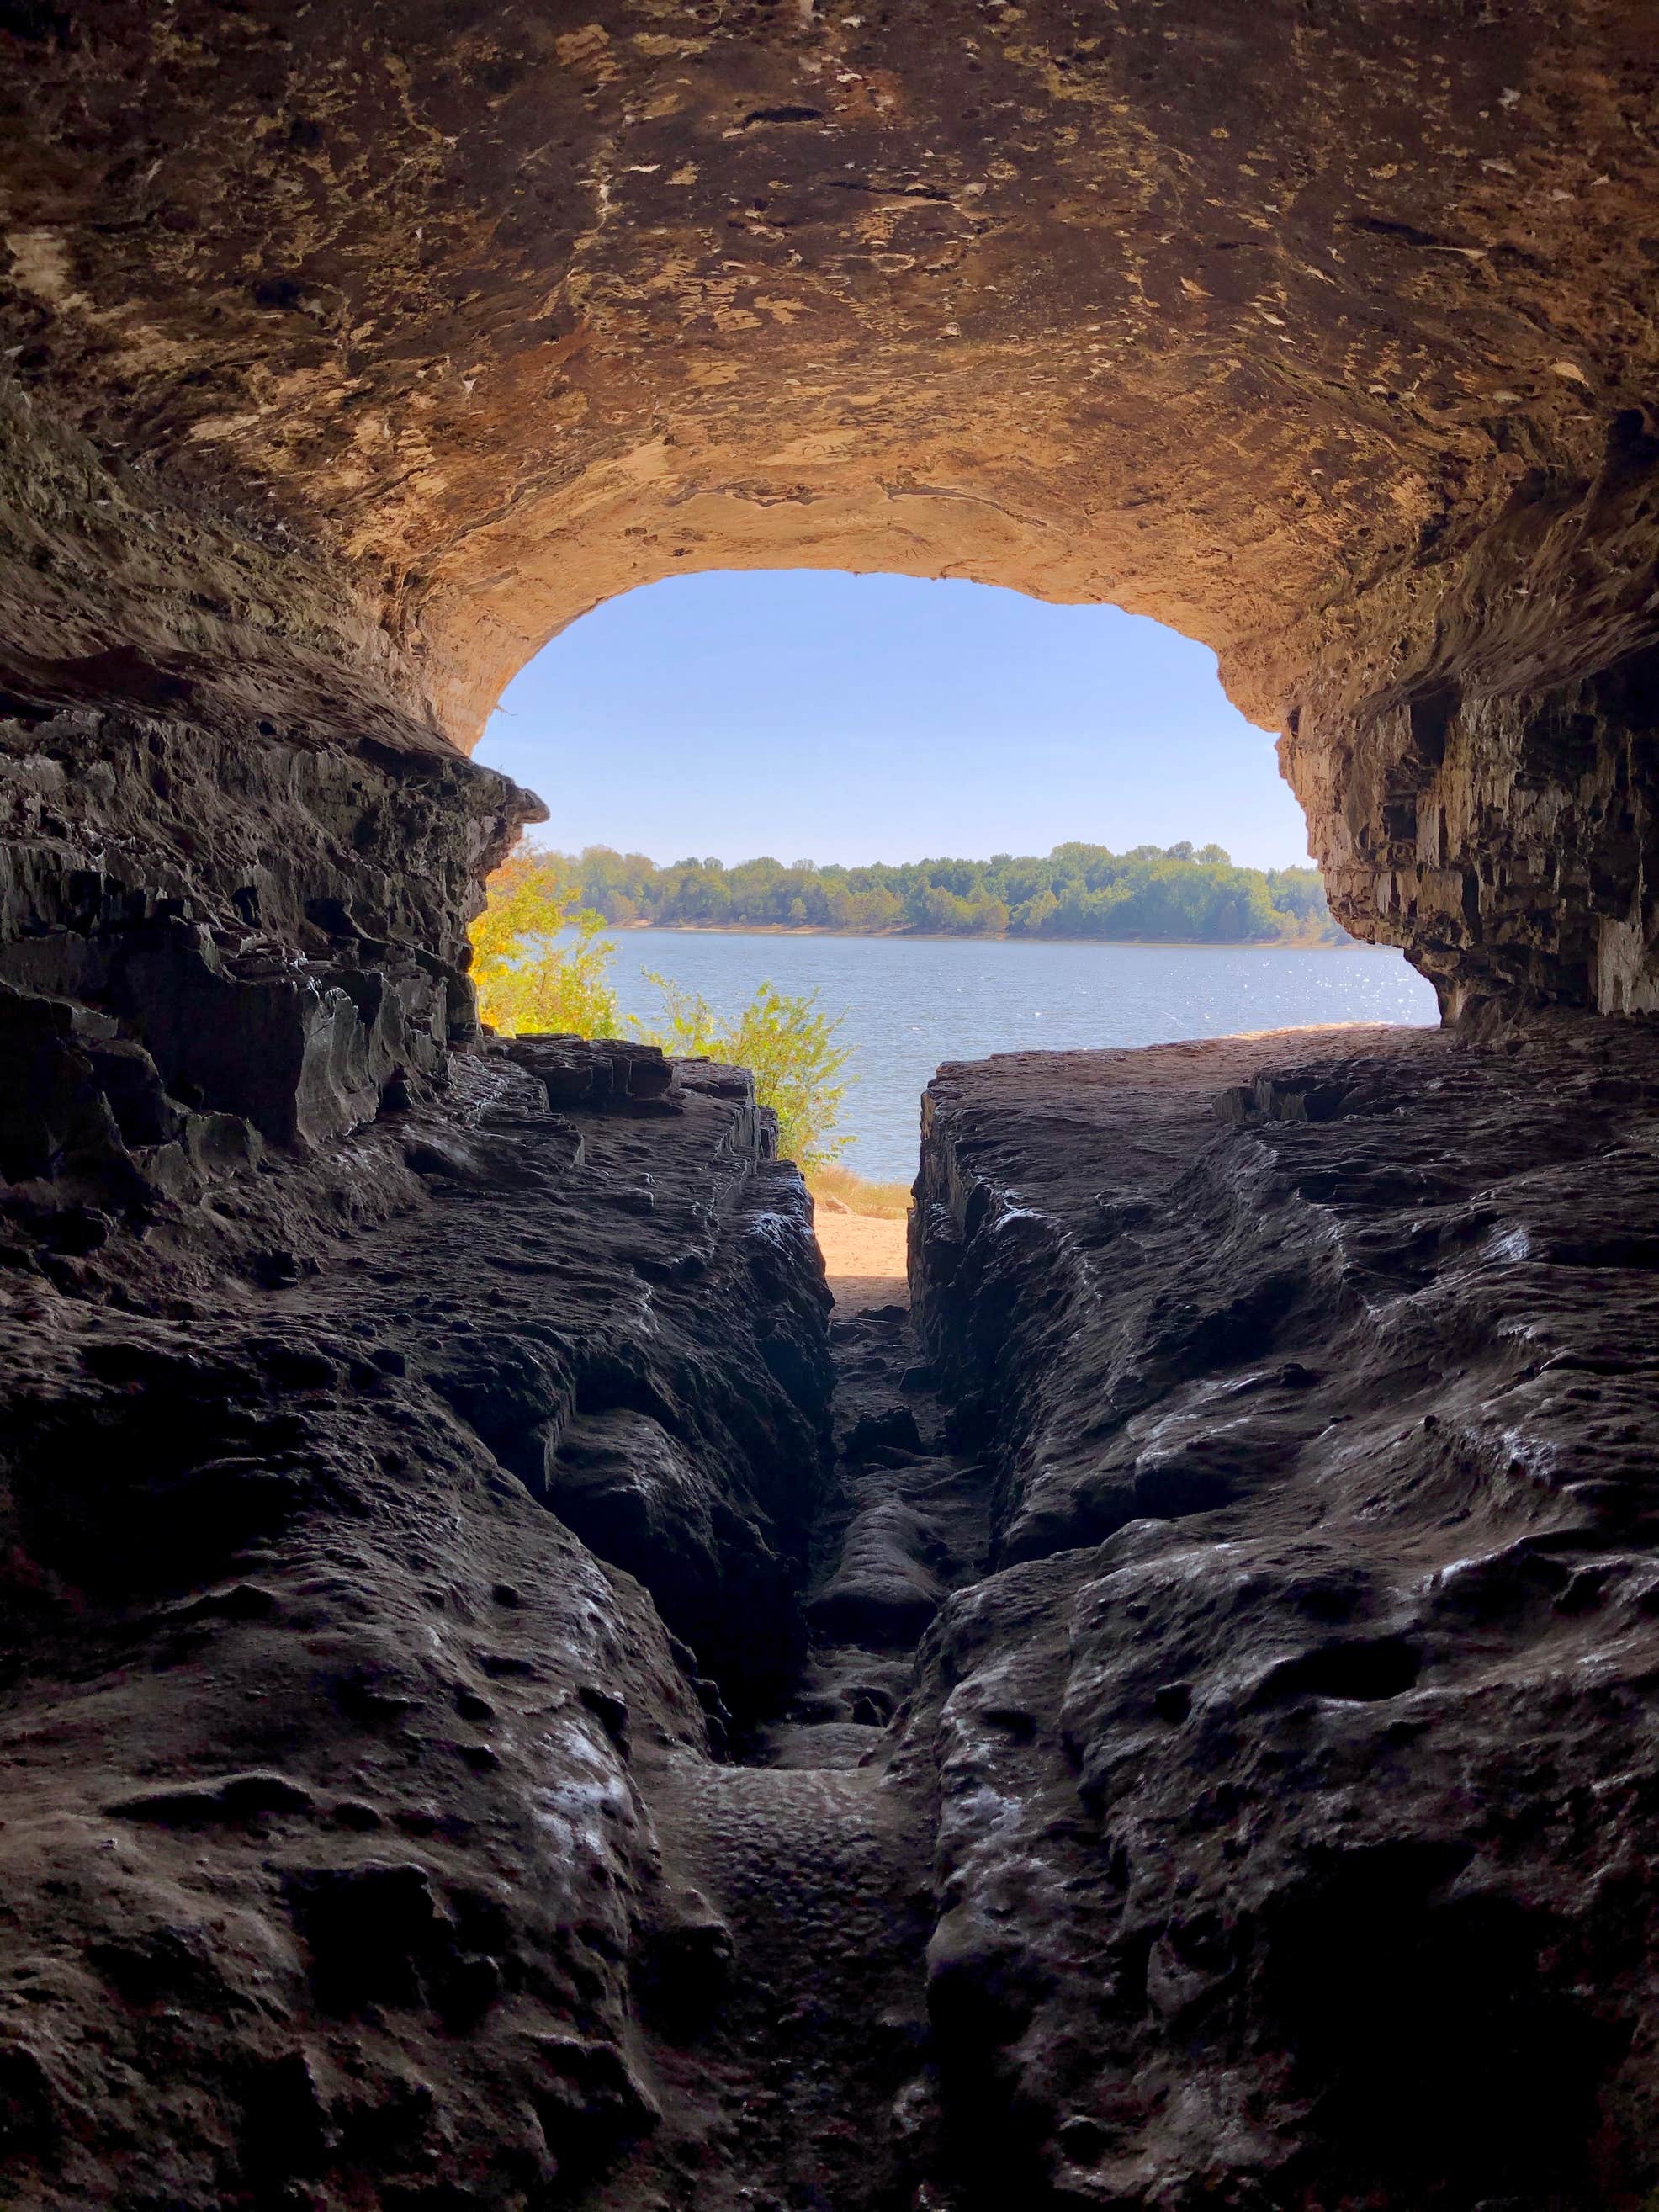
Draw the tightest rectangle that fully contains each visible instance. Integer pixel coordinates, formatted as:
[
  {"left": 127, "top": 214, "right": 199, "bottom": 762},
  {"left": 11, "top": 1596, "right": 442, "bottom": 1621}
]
[
  {"left": 4, "top": 0, "right": 1657, "bottom": 749},
  {"left": 5, "top": 1, "right": 1659, "bottom": 1006}
]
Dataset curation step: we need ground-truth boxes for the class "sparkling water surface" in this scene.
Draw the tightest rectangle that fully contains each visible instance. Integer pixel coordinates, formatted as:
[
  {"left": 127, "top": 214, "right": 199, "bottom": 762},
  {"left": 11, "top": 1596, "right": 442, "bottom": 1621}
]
[{"left": 612, "top": 930, "right": 1439, "bottom": 1183}]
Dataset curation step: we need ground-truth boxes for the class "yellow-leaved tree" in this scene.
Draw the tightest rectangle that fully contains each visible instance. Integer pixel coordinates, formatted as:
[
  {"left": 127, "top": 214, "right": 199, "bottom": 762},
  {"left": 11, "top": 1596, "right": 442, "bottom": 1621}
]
[{"left": 468, "top": 856, "right": 621, "bottom": 1038}]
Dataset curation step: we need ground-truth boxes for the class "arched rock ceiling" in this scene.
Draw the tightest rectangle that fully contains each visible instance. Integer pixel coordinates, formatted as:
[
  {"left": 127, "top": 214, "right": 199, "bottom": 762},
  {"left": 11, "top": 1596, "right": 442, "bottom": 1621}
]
[{"left": 4, "top": 0, "right": 1657, "bottom": 749}]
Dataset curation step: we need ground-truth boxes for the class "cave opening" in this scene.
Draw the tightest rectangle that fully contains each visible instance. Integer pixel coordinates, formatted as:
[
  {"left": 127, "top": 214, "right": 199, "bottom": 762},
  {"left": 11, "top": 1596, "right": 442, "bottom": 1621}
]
[
  {"left": 3, "top": 3, "right": 1659, "bottom": 2206},
  {"left": 469, "top": 566, "right": 1438, "bottom": 1199}
]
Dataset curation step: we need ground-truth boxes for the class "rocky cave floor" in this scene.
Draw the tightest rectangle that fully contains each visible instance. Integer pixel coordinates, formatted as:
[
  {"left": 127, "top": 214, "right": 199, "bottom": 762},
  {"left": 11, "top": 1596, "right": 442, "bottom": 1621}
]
[{"left": 6, "top": 1017, "right": 1659, "bottom": 2208}]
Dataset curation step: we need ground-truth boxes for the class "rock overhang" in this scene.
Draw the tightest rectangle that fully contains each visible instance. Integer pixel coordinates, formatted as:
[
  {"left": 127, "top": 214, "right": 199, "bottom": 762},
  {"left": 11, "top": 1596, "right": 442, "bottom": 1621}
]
[{"left": 2, "top": 0, "right": 1659, "bottom": 1008}]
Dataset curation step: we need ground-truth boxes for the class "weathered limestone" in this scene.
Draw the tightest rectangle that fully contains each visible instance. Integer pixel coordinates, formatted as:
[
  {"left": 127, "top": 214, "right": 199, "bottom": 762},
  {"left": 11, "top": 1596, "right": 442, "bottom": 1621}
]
[
  {"left": 1288, "top": 636, "right": 1659, "bottom": 1016},
  {"left": 0, "top": 694, "right": 539, "bottom": 1245},
  {"left": 0, "top": 1040, "right": 834, "bottom": 2208}
]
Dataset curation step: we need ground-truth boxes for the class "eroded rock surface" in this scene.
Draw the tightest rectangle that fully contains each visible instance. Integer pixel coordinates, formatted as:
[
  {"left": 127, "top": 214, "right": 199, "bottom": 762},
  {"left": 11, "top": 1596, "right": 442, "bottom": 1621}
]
[
  {"left": 0, "top": 687, "right": 541, "bottom": 1272},
  {"left": 907, "top": 1019, "right": 1659, "bottom": 2207},
  {"left": 9, "top": 992, "right": 1659, "bottom": 2208},
  {"left": 0, "top": 1038, "right": 834, "bottom": 2208}
]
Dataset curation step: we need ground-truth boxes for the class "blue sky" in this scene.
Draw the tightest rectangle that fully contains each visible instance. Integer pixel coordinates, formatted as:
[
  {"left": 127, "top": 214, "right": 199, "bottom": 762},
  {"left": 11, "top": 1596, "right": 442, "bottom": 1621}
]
[{"left": 475, "top": 570, "right": 1314, "bottom": 871}]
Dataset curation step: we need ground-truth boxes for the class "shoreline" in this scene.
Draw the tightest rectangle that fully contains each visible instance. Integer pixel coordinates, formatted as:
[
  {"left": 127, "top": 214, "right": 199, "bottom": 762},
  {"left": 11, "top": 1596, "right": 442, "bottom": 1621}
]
[{"left": 609, "top": 920, "right": 1360, "bottom": 952}]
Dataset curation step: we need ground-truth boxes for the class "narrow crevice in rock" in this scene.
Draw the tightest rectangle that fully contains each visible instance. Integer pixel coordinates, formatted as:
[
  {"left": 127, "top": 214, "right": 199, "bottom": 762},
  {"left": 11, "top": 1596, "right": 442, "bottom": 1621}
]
[{"left": 617, "top": 1274, "right": 996, "bottom": 2210}]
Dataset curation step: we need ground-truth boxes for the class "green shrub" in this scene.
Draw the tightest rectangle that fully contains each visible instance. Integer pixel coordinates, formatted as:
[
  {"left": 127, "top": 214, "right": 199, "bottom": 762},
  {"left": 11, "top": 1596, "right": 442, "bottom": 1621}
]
[{"left": 633, "top": 973, "right": 851, "bottom": 1171}]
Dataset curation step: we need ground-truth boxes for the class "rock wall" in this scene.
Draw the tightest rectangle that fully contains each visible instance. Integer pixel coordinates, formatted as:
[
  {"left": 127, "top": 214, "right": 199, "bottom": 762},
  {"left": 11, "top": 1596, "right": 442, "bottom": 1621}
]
[
  {"left": 1282, "top": 427, "right": 1659, "bottom": 1015},
  {"left": 0, "top": 691, "right": 538, "bottom": 1255},
  {"left": 909, "top": 1021, "right": 1659, "bottom": 2206},
  {"left": 0, "top": 1037, "right": 834, "bottom": 2209},
  {"left": 0, "top": 383, "right": 544, "bottom": 1260}
]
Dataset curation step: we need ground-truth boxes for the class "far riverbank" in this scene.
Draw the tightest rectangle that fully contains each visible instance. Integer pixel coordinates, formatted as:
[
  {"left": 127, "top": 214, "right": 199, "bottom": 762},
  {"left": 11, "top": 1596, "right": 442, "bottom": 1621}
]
[{"left": 612, "top": 919, "right": 1349, "bottom": 951}]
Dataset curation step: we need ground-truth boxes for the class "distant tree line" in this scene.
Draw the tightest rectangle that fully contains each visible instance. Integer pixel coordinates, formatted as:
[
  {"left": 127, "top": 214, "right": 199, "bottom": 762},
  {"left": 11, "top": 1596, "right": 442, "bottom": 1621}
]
[{"left": 522, "top": 842, "right": 1348, "bottom": 945}]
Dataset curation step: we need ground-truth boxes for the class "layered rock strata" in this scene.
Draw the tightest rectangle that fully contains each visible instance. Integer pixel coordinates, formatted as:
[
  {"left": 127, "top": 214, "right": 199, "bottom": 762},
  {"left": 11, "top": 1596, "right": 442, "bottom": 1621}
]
[
  {"left": 0, "top": 687, "right": 540, "bottom": 1223},
  {"left": 0, "top": 1037, "right": 835, "bottom": 2208},
  {"left": 908, "top": 1019, "right": 1659, "bottom": 2207}
]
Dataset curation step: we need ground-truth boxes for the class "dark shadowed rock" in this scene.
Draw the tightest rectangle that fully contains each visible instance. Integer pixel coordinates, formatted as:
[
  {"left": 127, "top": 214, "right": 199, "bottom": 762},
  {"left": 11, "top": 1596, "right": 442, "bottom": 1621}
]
[
  {"left": 904, "top": 1020, "right": 1659, "bottom": 2208},
  {"left": 0, "top": 1048, "right": 832, "bottom": 2207}
]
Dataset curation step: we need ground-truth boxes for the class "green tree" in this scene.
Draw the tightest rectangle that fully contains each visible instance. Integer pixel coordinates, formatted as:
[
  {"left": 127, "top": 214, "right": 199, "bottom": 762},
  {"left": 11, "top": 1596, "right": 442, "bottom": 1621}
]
[
  {"left": 635, "top": 974, "right": 851, "bottom": 1170},
  {"left": 916, "top": 883, "right": 978, "bottom": 932},
  {"left": 1010, "top": 889, "right": 1060, "bottom": 935}
]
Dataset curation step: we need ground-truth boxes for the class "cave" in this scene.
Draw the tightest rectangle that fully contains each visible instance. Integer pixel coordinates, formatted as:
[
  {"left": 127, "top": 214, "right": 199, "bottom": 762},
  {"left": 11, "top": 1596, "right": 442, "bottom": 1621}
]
[{"left": 3, "top": 4, "right": 1659, "bottom": 2207}]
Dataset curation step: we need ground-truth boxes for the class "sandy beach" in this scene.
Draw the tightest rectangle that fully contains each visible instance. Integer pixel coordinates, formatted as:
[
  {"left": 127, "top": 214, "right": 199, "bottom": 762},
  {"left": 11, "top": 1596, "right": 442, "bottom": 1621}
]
[{"left": 814, "top": 1210, "right": 909, "bottom": 1313}]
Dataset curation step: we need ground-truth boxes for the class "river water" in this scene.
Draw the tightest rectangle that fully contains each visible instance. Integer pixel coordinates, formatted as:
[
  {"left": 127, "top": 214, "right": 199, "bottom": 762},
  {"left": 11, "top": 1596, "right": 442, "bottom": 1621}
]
[{"left": 611, "top": 929, "right": 1439, "bottom": 1181}]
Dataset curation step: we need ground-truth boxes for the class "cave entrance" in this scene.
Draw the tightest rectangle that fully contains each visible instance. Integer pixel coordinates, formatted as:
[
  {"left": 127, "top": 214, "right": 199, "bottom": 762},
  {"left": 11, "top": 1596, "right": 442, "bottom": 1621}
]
[
  {"left": 469, "top": 568, "right": 1438, "bottom": 1276},
  {"left": 7, "top": 1, "right": 1653, "bottom": 1022}
]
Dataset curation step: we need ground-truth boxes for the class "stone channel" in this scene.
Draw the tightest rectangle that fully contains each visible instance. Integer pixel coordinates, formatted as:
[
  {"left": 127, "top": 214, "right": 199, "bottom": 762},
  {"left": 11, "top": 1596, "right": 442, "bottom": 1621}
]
[{"left": 4, "top": 1017, "right": 1659, "bottom": 2206}]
